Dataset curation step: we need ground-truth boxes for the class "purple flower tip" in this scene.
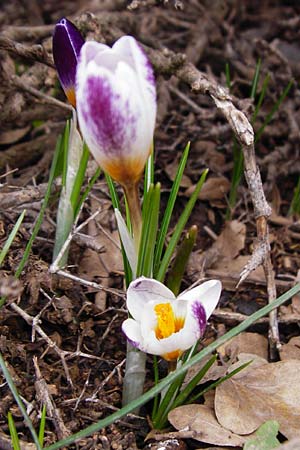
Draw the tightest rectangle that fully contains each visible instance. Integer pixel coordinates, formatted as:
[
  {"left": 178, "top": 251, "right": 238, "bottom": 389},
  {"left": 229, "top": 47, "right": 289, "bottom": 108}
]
[{"left": 52, "top": 17, "right": 85, "bottom": 106}]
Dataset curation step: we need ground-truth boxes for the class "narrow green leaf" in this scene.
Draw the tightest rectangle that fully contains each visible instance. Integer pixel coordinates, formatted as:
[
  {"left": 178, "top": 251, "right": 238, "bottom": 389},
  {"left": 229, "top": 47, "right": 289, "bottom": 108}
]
[
  {"left": 225, "top": 62, "right": 231, "bottom": 90},
  {"left": 44, "top": 283, "right": 300, "bottom": 450},
  {"left": 70, "top": 142, "right": 90, "bottom": 211},
  {"left": 167, "top": 225, "right": 198, "bottom": 296},
  {"left": 61, "top": 120, "right": 70, "bottom": 187},
  {"left": 188, "top": 359, "right": 252, "bottom": 404},
  {"left": 8, "top": 412, "right": 21, "bottom": 450},
  {"left": 105, "top": 173, "right": 132, "bottom": 286},
  {"left": 252, "top": 73, "right": 270, "bottom": 124},
  {"left": 289, "top": 175, "right": 300, "bottom": 216},
  {"left": 75, "top": 167, "right": 101, "bottom": 217},
  {"left": 154, "top": 142, "right": 190, "bottom": 275},
  {"left": 255, "top": 80, "right": 293, "bottom": 143},
  {"left": 250, "top": 58, "right": 261, "bottom": 100},
  {"left": 137, "top": 183, "right": 161, "bottom": 277},
  {"left": 0, "top": 354, "right": 42, "bottom": 450},
  {"left": 38, "top": 404, "right": 47, "bottom": 446},
  {"left": 172, "top": 354, "right": 217, "bottom": 410},
  {"left": 0, "top": 210, "right": 26, "bottom": 267},
  {"left": 144, "top": 148, "right": 154, "bottom": 194},
  {"left": 156, "top": 169, "right": 208, "bottom": 282}
]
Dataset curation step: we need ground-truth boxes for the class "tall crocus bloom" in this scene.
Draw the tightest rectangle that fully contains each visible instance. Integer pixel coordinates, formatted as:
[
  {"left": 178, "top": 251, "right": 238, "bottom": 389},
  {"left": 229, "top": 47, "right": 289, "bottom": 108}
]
[
  {"left": 52, "top": 18, "right": 85, "bottom": 107},
  {"left": 122, "top": 277, "right": 221, "bottom": 361},
  {"left": 76, "top": 36, "right": 156, "bottom": 187}
]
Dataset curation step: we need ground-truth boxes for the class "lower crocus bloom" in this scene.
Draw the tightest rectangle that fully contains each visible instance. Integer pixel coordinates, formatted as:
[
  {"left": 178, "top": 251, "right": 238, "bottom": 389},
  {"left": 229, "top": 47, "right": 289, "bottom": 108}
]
[
  {"left": 122, "top": 277, "right": 221, "bottom": 361},
  {"left": 76, "top": 36, "right": 156, "bottom": 186}
]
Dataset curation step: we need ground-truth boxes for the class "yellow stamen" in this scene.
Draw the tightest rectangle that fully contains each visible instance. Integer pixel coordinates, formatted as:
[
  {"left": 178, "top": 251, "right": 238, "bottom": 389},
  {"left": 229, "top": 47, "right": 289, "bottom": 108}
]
[{"left": 154, "top": 303, "right": 185, "bottom": 340}]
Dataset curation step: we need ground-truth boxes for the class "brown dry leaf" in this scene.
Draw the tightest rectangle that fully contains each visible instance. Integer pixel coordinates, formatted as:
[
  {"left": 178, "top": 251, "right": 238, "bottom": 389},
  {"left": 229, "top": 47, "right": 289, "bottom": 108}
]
[
  {"left": 212, "top": 255, "right": 265, "bottom": 283},
  {"left": 0, "top": 126, "right": 30, "bottom": 145},
  {"left": 165, "top": 161, "right": 192, "bottom": 188},
  {"left": 280, "top": 337, "right": 300, "bottom": 361},
  {"left": 78, "top": 199, "right": 122, "bottom": 310},
  {"left": 183, "top": 356, "right": 228, "bottom": 388},
  {"left": 215, "top": 220, "right": 246, "bottom": 259},
  {"left": 185, "top": 176, "right": 230, "bottom": 201},
  {"left": 168, "top": 404, "right": 248, "bottom": 447},
  {"left": 215, "top": 357, "right": 300, "bottom": 438},
  {"left": 218, "top": 332, "right": 268, "bottom": 360}
]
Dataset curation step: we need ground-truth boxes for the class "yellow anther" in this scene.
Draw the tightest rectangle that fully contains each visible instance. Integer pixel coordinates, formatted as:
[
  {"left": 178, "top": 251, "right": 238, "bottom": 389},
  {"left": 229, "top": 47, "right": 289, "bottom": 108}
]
[{"left": 154, "top": 303, "right": 185, "bottom": 340}]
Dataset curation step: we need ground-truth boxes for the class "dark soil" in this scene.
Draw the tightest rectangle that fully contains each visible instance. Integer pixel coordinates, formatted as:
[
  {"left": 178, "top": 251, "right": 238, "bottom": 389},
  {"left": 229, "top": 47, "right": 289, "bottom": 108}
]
[{"left": 1, "top": 1, "right": 300, "bottom": 449}]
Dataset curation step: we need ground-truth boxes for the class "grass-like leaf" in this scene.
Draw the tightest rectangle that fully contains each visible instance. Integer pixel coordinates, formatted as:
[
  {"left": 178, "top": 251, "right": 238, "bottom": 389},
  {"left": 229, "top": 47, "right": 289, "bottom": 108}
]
[
  {"left": 43, "top": 283, "right": 300, "bottom": 450},
  {"left": 255, "top": 80, "right": 293, "bottom": 143},
  {"left": 153, "top": 354, "right": 217, "bottom": 428},
  {"left": 8, "top": 412, "right": 21, "bottom": 450},
  {"left": 289, "top": 175, "right": 300, "bottom": 216},
  {"left": 187, "top": 359, "right": 252, "bottom": 404},
  {"left": 0, "top": 210, "right": 26, "bottom": 267},
  {"left": 38, "top": 404, "right": 47, "bottom": 446},
  {"left": 167, "top": 225, "right": 197, "bottom": 296},
  {"left": 70, "top": 141, "right": 90, "bottom": 211},
  {"left": 137, "top": 183, "right": 161, "bottom": 277},
  {"left": 144, "top": 148, "right": 154, "bottom": 194},
  {"left": 0, "top": 354, "right": 42, "bottom": 450},
  {"left": 0, "top": 133, "right": 62, "bottom": 308},
  {"left": 153, "top": 142, "right": 190, "bottom": 276},
  {"left": 156, "top": 168, "right": 208, "bottom": 282}
]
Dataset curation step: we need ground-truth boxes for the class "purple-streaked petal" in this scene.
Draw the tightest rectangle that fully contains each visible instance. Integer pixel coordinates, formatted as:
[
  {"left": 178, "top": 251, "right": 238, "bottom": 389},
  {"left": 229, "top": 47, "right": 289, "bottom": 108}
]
[
  {"left": 53, "top": 17, "right": 84, "bottom": 106},
  {"left": 126, "top": 277, "right": 175, "bottom": 321},
  {"left": 178, "top": 280, "right": 221, "bottom": 319},
  {"left": 76, "top": 53, "right": 151, "bottom": 184},
  {"left": 113, "top": 36, "right": 156, "bottom": 132},
  {"left": 122, "top": 318, "right": 143, "bottom": 349},
  {"left": 76, "top": 37, "right": 156, "bottom": 185}
]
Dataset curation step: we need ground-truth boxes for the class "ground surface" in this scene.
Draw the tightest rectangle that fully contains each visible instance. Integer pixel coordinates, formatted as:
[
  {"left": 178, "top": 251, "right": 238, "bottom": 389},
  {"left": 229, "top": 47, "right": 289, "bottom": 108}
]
[{"left": 1, "top": 1, "right": 300, "bottom": 449}]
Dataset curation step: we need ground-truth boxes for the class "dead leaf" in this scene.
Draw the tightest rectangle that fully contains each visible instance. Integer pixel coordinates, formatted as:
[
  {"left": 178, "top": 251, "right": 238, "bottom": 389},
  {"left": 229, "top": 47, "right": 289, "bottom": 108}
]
[
  {"left": 168, "top": 404, "right": 248, "bottom": 446},
  {"left": 165, "top": 161, "right": 192, "bottom": 188},
  {"left": 78, "top": 199, "right": 122, "bottom": 310},
  {"left": 212, "top": 255, "right": 265, "bottom": 283},
  {"left": 0, "top": 126, "right": 30, "bottom": 145},
  {"left": 215, "top": 358, "right": 300, "bottom": 439},
  {"left": 218, "top": 332, "right": 268, "bottom": 360},
  {"left": 185, "top": 176, "right": 230, "bottom": 201},
  {"left": 280, "top": 337, "right": 300, "bottom": 361},
  {"left": 215, "top": 220, "right": 246, "bottom": 259}
]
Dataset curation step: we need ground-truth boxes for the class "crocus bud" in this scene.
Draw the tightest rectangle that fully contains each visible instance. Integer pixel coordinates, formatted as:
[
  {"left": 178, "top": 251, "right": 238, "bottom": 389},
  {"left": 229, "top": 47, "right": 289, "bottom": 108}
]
[
  {"left": 122, "top": 277, "right": 222, "bottom": 361},
  {"left": 53, "top": 18, "right": 85, "bottom": 107},
  {"left": 76, "top": 36, "right": 156, "bottom": 186}
]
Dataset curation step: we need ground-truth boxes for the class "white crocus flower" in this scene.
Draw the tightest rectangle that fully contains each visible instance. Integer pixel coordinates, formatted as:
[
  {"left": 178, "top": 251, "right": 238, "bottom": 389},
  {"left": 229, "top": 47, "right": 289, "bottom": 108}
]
[
  {"left": 76, "top": 36, "right": 156, "bottom": 187},
  {"left": 122, "top": 277, "right": 221, "bottom": 361}
]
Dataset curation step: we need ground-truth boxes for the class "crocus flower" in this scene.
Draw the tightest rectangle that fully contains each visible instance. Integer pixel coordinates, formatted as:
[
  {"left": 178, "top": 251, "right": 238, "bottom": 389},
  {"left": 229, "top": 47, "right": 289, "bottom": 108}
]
[
  {"left": 76, "top": 36, "right": 156, "bottom": 186},
  {"left": 53, "top": 18, "right": 85, "bottom": 107},
  {"left": 122, "top": 277, "right": 221, "bottom": 361}
]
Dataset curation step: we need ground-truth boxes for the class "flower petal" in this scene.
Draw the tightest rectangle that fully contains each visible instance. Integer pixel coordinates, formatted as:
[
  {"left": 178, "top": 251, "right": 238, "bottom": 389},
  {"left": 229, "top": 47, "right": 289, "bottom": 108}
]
[
  {"left": 122, "top": 318, "right": 143, "bottom": 349},
  {"left": 126, "top": 277, "right": 175, "bottom": 321},
  {"left": 113, "top": 36, "right": 156, "bottom": 133},
  {"left": 76, "top": 52, "right": 151, "bottom": 184},
  {"left": 52, "top": 18, "right": 84, "bottom": 106},
  {"left": 178, "top": 279, "right": 221, "bottom": 319},
  {"left": 114, "top": 209, "right": 137, "bottom": 276}
]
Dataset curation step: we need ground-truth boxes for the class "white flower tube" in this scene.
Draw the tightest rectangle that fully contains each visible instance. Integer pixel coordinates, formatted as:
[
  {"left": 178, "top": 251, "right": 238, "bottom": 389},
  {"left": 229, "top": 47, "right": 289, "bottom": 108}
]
[
  {"left": 122, "top": 277, "right": 222, "bottom": 361},
  {"left": 76, "top": 36, "right": 156, "bottom": 186}
]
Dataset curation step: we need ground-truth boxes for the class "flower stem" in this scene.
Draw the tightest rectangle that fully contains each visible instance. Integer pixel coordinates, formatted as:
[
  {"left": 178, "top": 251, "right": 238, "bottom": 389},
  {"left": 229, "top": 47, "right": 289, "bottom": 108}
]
[{"left": 123, "top": 182, "right": 142, "bottom": 252}]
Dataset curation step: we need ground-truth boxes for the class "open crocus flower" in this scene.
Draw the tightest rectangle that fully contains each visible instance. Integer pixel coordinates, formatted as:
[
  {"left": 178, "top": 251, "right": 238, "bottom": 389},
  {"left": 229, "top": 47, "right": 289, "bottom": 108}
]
[
  {"left": 122, "top": 277, "right": 221, "bottom": 361},
  {"left": 52, "top": 18, "right": 85, "bottom": 107},
  {"left": 76, "top": 36, "right": 156, "bottom": 186}
]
